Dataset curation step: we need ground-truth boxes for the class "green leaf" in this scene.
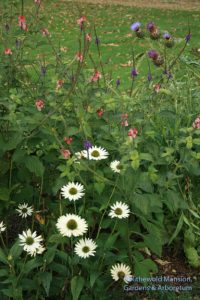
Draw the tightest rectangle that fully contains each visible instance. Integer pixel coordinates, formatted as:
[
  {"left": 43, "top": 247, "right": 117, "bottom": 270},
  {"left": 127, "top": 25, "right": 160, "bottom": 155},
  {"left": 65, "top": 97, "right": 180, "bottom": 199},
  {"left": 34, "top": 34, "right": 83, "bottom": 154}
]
[
  {"left": 0, "top": 248, "right": 8, "bottom": 264},
  {"left": 90, "top": 271, "right": 99, "bottom": 288},
  {"left": 168, "top": 213, "right": 184, "bottom": 245},
  {"left": 9, "top": 240, "right": 23, "bottom": 259},
  {"left": 71, "top": 276, "right": 85, "bottom": 300},
  {"left": 104, "top": 233, "right": 119, "bottom": 250},
  {"left": 94, "top": 182, "right": 105, "bottom": 195},
  {"left": 39, "top": 272, "right": 52, "bottom": 296},
  {"left": 23, "top": 258, "right": 43, "bottom": 275},
  {"left": 0, "top": 187, "right": 10, "bottom": 201},
  {"left": 25, "top": 156, "right": 44, "bottom": 177},
  {"left": 134, "top": 258, "right": 158, "bottom": 277}
]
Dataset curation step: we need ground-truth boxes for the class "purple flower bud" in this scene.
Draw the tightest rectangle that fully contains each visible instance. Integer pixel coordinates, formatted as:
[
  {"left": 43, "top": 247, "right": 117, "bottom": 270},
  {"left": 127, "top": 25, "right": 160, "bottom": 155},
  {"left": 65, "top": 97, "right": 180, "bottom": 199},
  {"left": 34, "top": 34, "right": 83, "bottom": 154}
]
[
  {"left": 185, "top": 33, "right": 192, "bottom": 42},
  {"left": 41, "top": 65, "right": 47, "bottom": 76},
  {"left": 163, "top": 33, "right": 171, "bottom": 40},
  {"left": 130, "top": 22, "right": 141, "bottom": 31},
  {"left": 84, "top": 140, "right": 92, "bottom": 150},
  {"left": 147, "top": 22, "right": 155, "bottom": 31},
  {"left": 131, "top": 68, "right": 138, "bottom": 77},
  {"left": 16, "top": 39, "right": 21, "bottom": 48},
  {"left": 148, "top": 50, "right": 158, "bottom": 60},
  {"left": 95, "top": 37, "right": 100, "bottom": 45},
  {"left": 116, "top": 78, "right": 120, "bottom": 87},
  {"left": 148, "top": 73, "right": 152, "bottom": 81}
]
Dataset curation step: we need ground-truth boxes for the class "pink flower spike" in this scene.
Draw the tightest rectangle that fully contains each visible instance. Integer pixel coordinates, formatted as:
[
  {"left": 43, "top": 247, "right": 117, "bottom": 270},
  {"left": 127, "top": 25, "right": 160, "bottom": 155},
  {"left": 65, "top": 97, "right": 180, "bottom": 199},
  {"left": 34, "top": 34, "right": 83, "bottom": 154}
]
[
  {"left": 91, "top": 70, "right": 101, "bottom": 82},
  {"left": 121, "top": 113, "right": 128, "bottom": 120},
  {"left": 64, "top": 137, "right": 73, "bottom": 145},
  {"left": 35, "top": 99, "right": 44, "bottom": 111},
  {"left": 96, "top": 108, "right": 104, "bottom": 117},
  {"left": 121, "top": 120, "right": 129, "bottom": 127},
  {"left": 193, "top": 116, "right": 200, "bottom": 129},
  {"left": 128, "top": 128, "right": 138, "bottom": 139},
  {"left": 77, "top": 16, "right": 86, "bottom": 26},
  {"left": 86, "top": 33, "right": 92, "bottom": 42},
  {"left": 5, "top": 48, "right": 12, "bottom": 55},
  {"left": 56, "top": 79, "right": 63, "bottom": 89},
  {"left": 153, "top": 83, "right": 161, "bottom": 93},
  {"left": 60, "top": 149, "right": 71, "bottom": 159},
  {"left": 18, "top": 16, "right": 26, "bottom": 25},
  {"left": 75, "top": 52, "right": 83, "bottom": 62},
  {"left": 41, "top": 28, "right": 49, "bottom": 36},
  {"left": 35, "top": 0, "right": 41, "bottom": 4}
]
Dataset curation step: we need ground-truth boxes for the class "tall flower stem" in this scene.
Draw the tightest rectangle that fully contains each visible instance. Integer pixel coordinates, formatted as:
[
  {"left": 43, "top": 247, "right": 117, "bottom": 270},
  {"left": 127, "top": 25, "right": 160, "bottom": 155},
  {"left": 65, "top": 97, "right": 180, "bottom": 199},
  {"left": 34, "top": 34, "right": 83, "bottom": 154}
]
[
  {"left": 96, "top": 177, "right": 119, "bottom": 239},
  {"left": 21, "top": 0, "right": 24, "bottom": 16}
]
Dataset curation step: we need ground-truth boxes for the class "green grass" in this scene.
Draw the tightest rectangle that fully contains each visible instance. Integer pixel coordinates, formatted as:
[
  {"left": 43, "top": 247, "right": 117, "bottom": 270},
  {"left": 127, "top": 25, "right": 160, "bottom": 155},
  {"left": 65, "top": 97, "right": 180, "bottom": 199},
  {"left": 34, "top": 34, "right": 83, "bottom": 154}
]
[{"left": 1, "top": 0, "right": 200, "bottom": 89}]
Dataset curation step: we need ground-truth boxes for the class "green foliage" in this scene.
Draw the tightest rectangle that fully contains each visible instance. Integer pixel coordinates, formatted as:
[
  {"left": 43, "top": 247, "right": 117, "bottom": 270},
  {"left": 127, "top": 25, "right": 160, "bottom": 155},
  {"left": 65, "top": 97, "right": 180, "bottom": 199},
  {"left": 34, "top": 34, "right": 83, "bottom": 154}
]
[{"left": 0, "top": 0, "right": 199, "bottom": 299}]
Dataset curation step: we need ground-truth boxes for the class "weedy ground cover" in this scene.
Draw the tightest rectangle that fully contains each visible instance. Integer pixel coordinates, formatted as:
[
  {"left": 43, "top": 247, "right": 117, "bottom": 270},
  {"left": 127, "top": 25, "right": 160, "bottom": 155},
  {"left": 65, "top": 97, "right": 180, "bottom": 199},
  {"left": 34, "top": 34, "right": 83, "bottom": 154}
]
[{"left": 0, "top": 0, "right": 199, "bottom": 299}]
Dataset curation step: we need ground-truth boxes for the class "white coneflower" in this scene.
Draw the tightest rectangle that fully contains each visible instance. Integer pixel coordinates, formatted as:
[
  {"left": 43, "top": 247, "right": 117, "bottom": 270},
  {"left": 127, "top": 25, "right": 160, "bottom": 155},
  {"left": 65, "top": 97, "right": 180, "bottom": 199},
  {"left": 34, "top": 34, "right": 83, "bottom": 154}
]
[
  {"left": 61, "top": 182, "right": 85, "bottom": 201},
  {"left": 108, "top": 201, "right": 130, "bottom": 219},
  {"left": 74, "top": 238, "right": 97, "bottom": 259},
  {"left": 56, "top": 214, "right": 88, "bottom": 237},
  {"left": 0, "top": 221, "right": 6, "bottom": 233},
  {"left": 82, "top": 146, "right": 109, "bottom": 160},
  {"left": 19, "top": 229, "right": 43, "bottom": 255},
  {"left": 110, "top": 263, "right": 131, "bottom": 281},
  {"left": 110, "top": 160, "right": 121, "bottom": 173},
  {"left": 29, "top": 244, "right": 46, "bottom": 257},
  {"left": 16, "top": 203, "right": 33, "bottom": 218}
]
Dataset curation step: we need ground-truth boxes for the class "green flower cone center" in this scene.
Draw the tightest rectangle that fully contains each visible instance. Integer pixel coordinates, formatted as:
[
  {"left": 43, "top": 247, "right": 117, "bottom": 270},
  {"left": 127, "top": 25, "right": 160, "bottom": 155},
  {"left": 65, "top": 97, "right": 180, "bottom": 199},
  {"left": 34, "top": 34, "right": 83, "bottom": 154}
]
[
  {"left": 67, "top": 219, "right": 77, "bottom": 230},
  {"left": 82, "top": 246, "right": 90, "bottom": 253},
  {"left": 69, "top": 187, "right": 78, "bottom": 195},
  {"left": 26, "top": 237, "right": 34, "bottom": 245},
  {"left": 115, "top": 208, "right": 122, "bottom": 215},
  {"left": 22, "top": 208, "right": 28, "bottom": 213},
  {"left": 116, "top": 164, "right": 122, "bottom": 170},
  {"left": 91, "top": 150, "right": 100, "bottom": 157}
]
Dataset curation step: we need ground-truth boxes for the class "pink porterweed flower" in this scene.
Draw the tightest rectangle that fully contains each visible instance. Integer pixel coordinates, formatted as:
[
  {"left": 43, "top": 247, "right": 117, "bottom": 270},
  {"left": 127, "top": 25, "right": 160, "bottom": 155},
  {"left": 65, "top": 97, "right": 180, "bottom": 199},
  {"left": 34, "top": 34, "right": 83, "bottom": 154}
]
[
  {"left": 35, "top": 99, "right": 44, "bottom": 111},
  {"left": 4, "top": 48, "right": 12, "bottom": 55},
  {"left": 60, "top": 149, "right": 71, "bottom": 159},
  {"left": 56, "top": 79, "right": 63, "bottom": 89},
  {"left": 193, "top": 116, "right": 200, "bottom": 129},
  {"left": 77, "top": 16, "right": 86, "bottom": 26},
  {"left": 18, "top": 16, "right": 28, "bottom": 31},
  {"left": 75, "top": 52, "right": 83, "bottom": 62},
  {"left": 91, "top": 70, "right": 101, "bottom": 82},
  {"left": 96, "top": 108, "right": 104, "bottom": 117},
  {"left": 41, "top": 28, "right": 50, "bottom": 36},
  {"left": 153, "top": 83, "right": 161, "bottom": 93},
  {"left": 128, "top": 128, "right": 138, "bottom": 139},
  {"left": 35, "top": 0, "right": 41, "bottom": 4},
  {"left": 86, "top": 33, "right": 92, "bottom": 42},
  {"left": 64, "top": 136, "right": 73, "bottom": 145},
  {"left": 121, "top": 113, "right": 128, "bottom": 127}
]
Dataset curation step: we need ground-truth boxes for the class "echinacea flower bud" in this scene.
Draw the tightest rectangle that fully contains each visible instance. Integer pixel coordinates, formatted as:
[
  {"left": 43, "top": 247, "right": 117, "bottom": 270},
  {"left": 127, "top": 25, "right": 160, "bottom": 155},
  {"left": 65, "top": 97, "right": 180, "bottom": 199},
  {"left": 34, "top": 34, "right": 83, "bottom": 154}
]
[
  {"left": 60, "top": 149, "right": 71, "bottom": 159},
  {"left": 147, "top": 73, "right": 152, "bottom": 81},
  {"left": 116, "top": 78, "right": 120, "bottom": 87}
]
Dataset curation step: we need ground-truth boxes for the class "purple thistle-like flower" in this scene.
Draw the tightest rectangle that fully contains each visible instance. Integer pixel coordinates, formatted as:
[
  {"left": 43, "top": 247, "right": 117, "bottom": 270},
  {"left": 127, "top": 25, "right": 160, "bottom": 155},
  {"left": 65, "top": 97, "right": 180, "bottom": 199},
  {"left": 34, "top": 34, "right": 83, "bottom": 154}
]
[
  {"left": 185, "top": 33, "right": 192, "bottom": 42},
  {"left": 148, "top": 73, "right": 152, "bottom": 81},
  {"left": 163, "top": 33, "right": 171, "bottom": 39},
  {"left": 130, "top": 22, "right": 141, "bottom": 31},
  {"left": 148, "top": 50, "right": 158, "bottom": 60},
  {"left": 147, "top": 22, "right": 155, "bottom": 31},
  {"left": 83, "top": 140, "right": 92, "bottom": 150},
  {"left": 116, "top": 78, "right": 120, "bottom": 87},
  {"left": 131, "top": 68, "right": 138, "bottom": 77}
]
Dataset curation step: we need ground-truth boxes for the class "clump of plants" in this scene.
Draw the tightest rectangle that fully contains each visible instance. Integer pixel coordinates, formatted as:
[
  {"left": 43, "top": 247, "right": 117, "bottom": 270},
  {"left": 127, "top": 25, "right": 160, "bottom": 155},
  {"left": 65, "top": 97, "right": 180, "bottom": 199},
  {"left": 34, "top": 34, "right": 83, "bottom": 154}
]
[{"left": 0, "top": 0, "right": 199, "bottom": 299}]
